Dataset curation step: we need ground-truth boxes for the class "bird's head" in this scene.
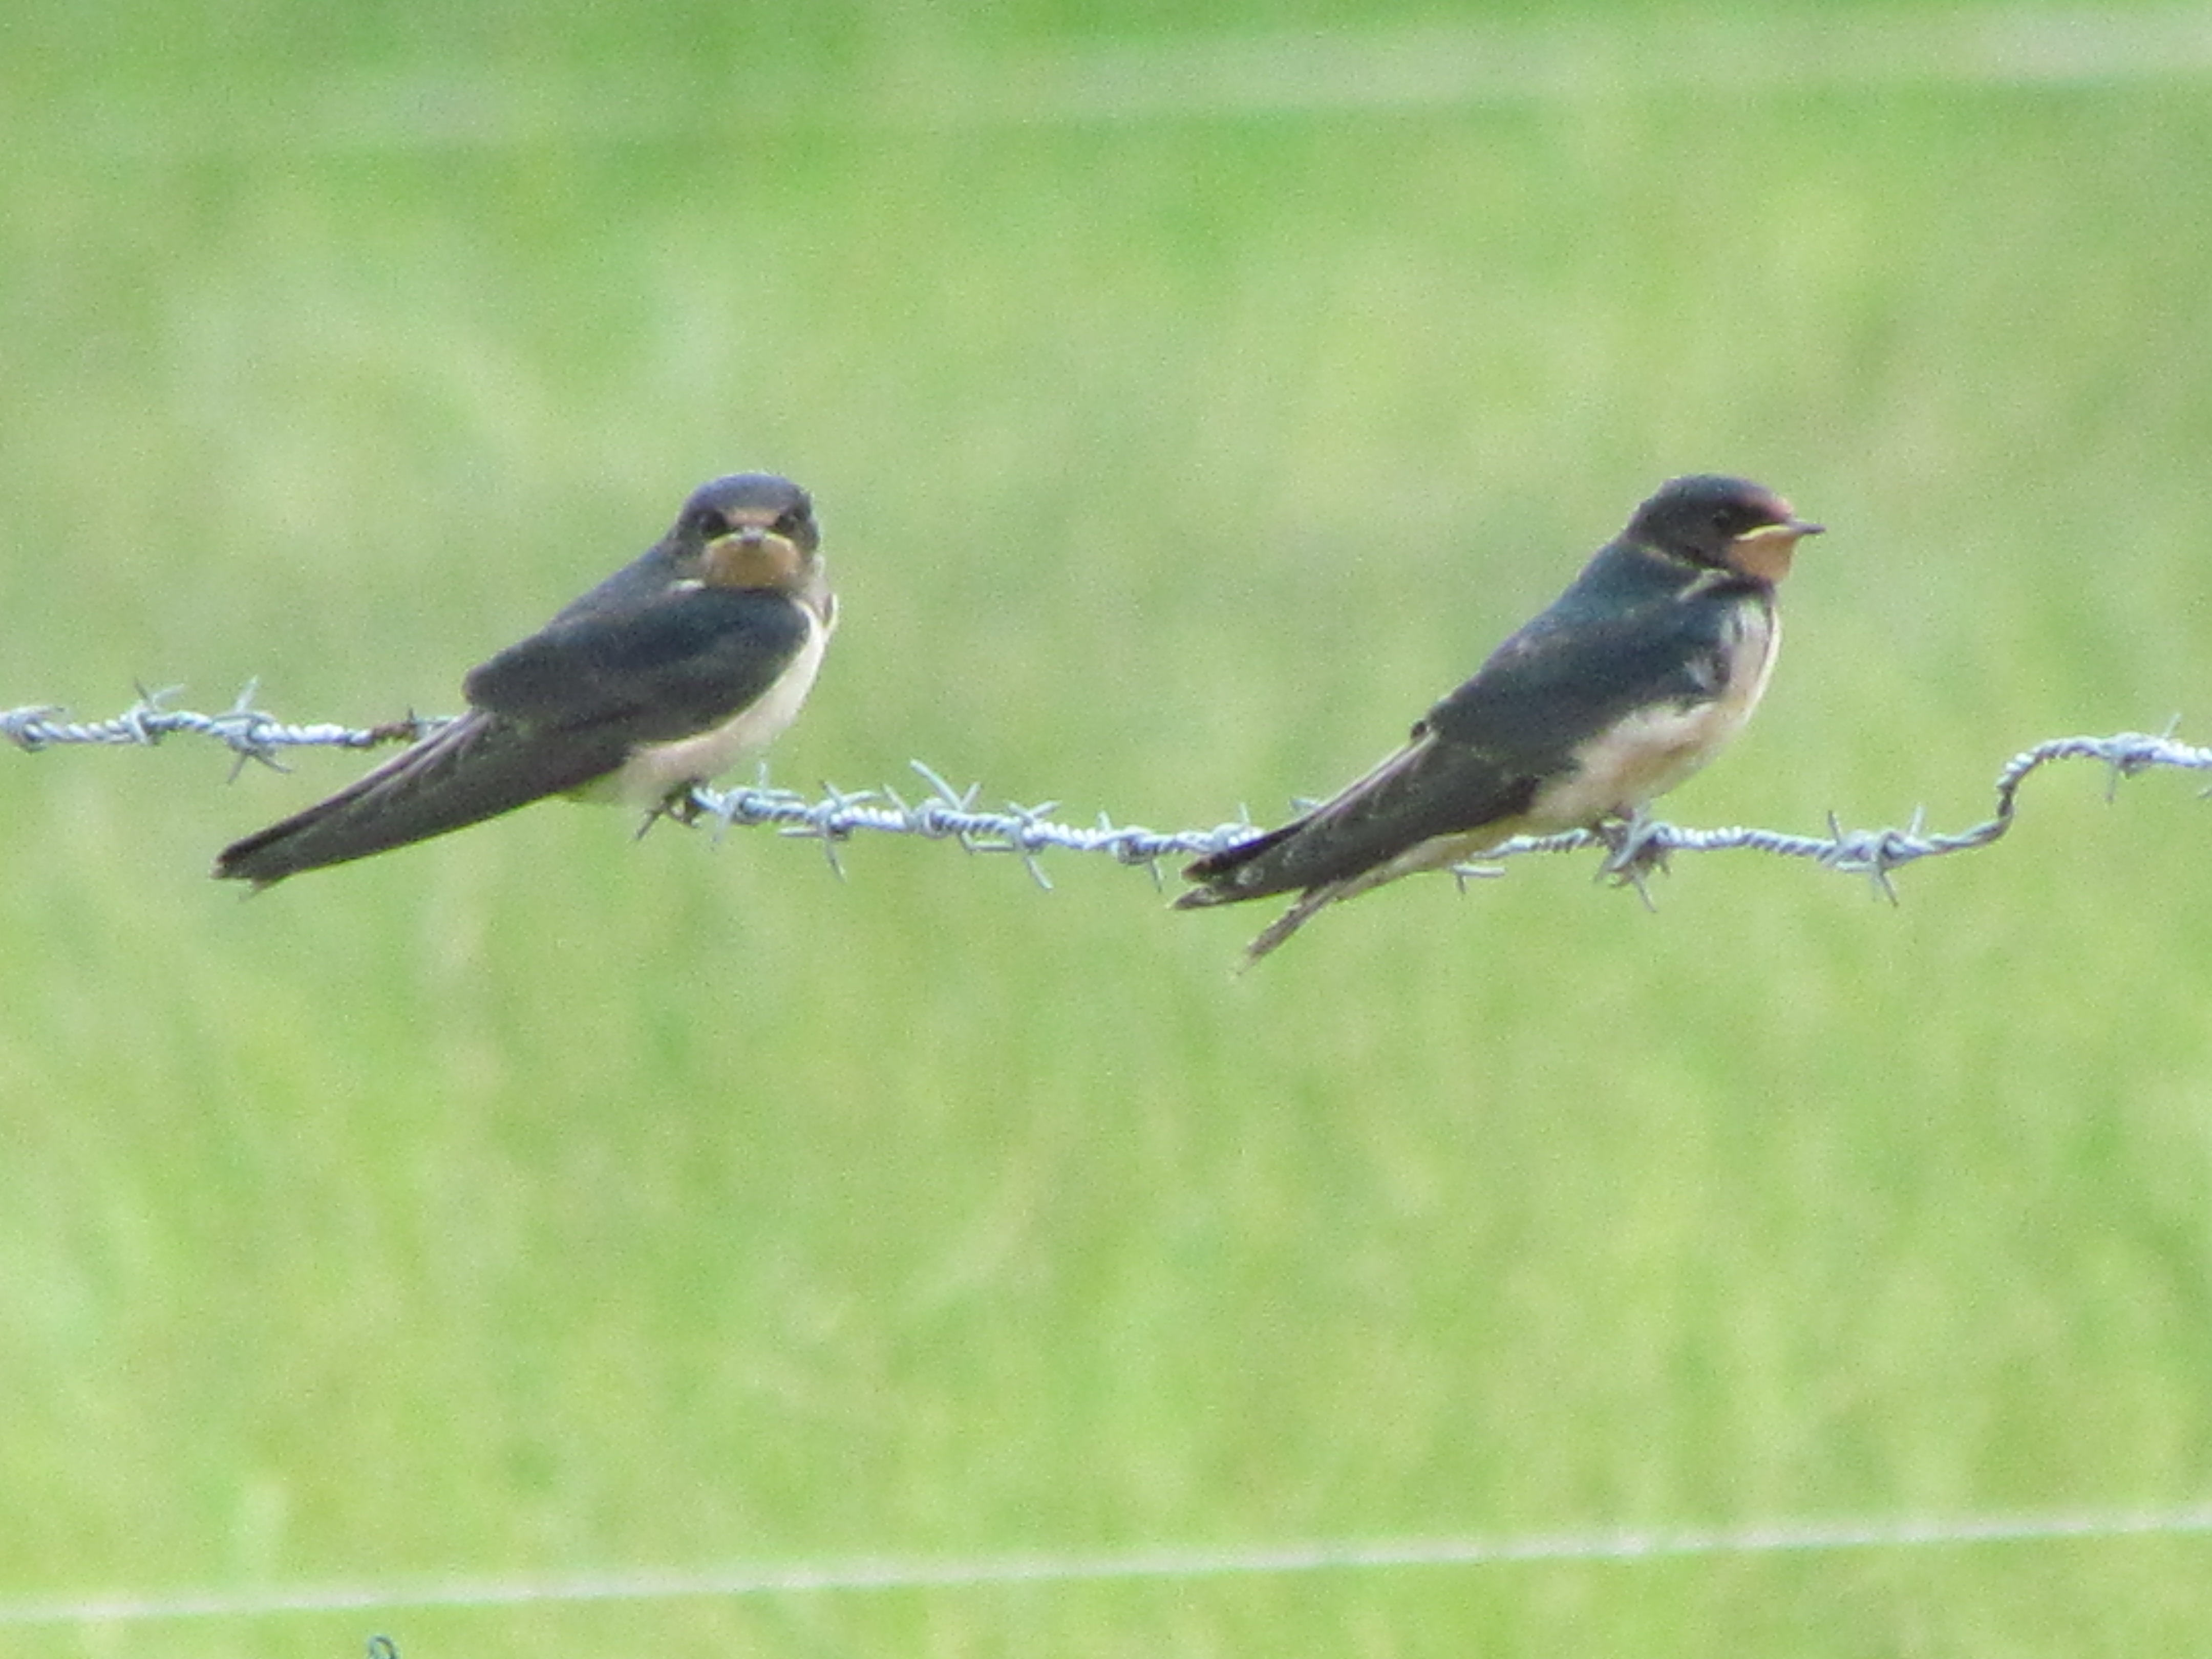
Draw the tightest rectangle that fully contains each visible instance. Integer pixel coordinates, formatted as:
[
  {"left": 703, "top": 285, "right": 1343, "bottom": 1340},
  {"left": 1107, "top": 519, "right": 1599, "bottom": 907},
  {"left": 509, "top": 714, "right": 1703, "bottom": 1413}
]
[
  {"left": 676, "top": 473, "right": 822, "bottom": 593},
  {"left": 1630, "top": 475, "right": 1824, "bottom": 584}
]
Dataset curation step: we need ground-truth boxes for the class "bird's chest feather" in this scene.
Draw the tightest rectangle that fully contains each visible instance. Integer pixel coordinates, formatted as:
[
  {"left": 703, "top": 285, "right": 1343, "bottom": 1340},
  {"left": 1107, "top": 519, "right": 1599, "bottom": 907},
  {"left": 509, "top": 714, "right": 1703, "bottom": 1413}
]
[
  {"left": 1532, "top": 597, "right": 1779, "bottom": 827},
  {"left": 595, "top": 608, "right": 832, "bottom": 806}
]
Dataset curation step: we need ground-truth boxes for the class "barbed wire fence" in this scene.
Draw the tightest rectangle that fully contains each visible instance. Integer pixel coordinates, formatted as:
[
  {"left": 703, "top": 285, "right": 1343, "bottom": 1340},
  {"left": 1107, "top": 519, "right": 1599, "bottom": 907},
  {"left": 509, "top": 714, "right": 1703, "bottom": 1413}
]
[
  {"left": 5, "top": 685, "right": 2208, "bottom": 892},
  {"left": 7, "top": 692, "right": 2212, "bottom": 1636}
]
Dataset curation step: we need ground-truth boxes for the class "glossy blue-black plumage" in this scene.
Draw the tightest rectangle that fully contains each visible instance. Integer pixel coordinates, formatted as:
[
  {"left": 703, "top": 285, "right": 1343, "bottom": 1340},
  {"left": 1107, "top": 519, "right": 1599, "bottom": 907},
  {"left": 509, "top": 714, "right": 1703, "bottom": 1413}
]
[
  {"left": 1179, "top": 475, "right": 1817, "bottom": 953},
  {"left": 215, "top": 474, "right": 827, "bottom": 886}
]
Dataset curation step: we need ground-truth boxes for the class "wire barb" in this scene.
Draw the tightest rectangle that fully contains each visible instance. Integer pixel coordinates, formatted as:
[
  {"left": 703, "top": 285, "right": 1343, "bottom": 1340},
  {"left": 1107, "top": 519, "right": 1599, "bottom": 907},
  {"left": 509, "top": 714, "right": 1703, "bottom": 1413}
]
[{"left": 8, "top": 695, "right": 2210, "bottom": 892}]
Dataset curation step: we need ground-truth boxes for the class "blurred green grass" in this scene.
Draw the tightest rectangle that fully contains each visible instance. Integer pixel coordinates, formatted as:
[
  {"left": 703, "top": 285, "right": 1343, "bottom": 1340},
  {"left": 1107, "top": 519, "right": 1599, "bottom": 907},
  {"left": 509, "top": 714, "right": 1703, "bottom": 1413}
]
[{"left": 7, "top": 6, "right": 2212, "bottom": 1655}]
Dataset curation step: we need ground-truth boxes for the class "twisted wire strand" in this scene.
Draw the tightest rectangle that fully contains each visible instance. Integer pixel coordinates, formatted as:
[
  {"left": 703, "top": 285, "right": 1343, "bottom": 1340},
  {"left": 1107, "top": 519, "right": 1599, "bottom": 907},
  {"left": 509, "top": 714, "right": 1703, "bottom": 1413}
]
[{"left": 6, "top": 689, "right": 2206, "bottom": 890}]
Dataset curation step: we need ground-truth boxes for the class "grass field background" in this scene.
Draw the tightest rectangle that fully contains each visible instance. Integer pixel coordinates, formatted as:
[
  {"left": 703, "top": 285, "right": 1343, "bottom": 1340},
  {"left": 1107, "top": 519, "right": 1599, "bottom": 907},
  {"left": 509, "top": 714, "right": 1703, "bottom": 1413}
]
[{"left": 7, "top": 4, "right": 2212, "bottom": 1654}]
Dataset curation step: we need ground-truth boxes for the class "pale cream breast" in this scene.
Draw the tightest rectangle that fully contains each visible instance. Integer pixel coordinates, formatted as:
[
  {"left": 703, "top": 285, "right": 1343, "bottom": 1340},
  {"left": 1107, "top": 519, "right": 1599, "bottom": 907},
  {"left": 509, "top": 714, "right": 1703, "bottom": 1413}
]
[
  {"left": 593, "top": 607, "right": 832, "bottom": 806},
  {"left": 1527, "top": 598, "right": 1779, "bottom": 831}
]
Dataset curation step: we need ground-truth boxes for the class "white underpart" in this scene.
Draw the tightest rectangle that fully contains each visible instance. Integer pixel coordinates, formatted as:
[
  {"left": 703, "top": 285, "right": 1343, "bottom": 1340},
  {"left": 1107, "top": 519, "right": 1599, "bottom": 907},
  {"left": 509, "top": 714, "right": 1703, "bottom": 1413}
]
[
  {"left": 1532, "top": 599, "right": 1780, "bottom": 828},
  {"left": 598, "top": 602, "right": 833, "bottom": 806},
  {"left": 1355, "top": 595, "right": 1782, "bottom": 893}
]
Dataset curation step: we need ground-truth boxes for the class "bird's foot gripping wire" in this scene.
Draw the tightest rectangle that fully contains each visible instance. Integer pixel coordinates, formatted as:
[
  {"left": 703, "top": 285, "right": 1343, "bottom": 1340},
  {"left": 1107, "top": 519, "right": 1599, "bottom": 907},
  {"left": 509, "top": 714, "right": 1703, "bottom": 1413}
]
[
  {"left": 635, "top": 788, "right": 710, "bottom": 839},
  {"left": 1594, "top": 809, "right": 1671, "bottom": 911}
]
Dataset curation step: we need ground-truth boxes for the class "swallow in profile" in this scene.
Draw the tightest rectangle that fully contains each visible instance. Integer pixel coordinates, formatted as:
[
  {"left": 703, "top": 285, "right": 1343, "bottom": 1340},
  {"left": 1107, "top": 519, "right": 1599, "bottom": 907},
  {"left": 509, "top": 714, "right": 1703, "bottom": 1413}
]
[
  {"left": 1177, "top": 474, "right": 1823, "bottom": 963},
  {"left": 216, "top": 472, "right": 835, "bottom": 887}
]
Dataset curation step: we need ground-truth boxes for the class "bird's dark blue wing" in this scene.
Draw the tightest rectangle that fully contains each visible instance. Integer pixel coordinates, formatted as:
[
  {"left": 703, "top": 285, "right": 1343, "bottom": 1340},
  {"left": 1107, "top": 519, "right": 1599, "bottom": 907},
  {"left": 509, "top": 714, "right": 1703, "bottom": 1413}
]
[
  {"left": 210, "top": 708, "right": 629, "bottom": 885},
  {"left": 1425, "top": 583, "right": 1741, "bottom": 769},
  {"left": 1186, "top": 570, "right": 1758, "bottom": 898},
  {"left": 464, "top": 585, "right": 812, "bottom": 743}
]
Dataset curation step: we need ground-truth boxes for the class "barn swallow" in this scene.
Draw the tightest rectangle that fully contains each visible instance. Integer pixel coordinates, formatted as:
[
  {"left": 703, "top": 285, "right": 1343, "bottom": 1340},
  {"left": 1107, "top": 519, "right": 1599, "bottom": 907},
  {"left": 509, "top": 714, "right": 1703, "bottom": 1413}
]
[
  {"left": 215, "top": 472, "right": 835, "bottom": 887},
  {"left": 1177, "top": 474, "right": 1822, "bottom": 963}
]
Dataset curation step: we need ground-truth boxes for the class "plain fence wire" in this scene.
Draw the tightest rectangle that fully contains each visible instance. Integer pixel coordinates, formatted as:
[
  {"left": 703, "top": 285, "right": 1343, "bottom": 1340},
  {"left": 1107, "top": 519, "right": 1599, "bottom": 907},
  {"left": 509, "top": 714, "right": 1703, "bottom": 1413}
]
[
  {"left": 3, "top": 1502, "right": 2212, "bottom": 1626},
  {"left": 39, "top": 8, "right": 2212, "bottom": 163},
  {"left": 5, "top": 687, "right": 2209, "bottom": 891}
]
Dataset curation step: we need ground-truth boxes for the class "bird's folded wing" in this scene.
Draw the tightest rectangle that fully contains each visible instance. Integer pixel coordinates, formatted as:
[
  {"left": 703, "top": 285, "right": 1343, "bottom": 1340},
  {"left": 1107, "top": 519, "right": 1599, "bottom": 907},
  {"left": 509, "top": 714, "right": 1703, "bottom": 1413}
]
[{"left": 464, "top": 586, "right": 813, "bottom": 745}]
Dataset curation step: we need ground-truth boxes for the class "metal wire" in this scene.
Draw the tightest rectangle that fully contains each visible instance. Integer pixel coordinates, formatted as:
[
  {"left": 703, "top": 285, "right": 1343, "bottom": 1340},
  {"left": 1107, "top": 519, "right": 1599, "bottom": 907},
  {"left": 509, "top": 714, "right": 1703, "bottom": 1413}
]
[
  {"left": 0, "top": 683, "right": 438, "bottom": 762},
  {"left": 6, "top": 689, "right": 2211, "bottom": 1627},
  {"left": 6, "top": 688, "right": 2207, "bottom": 891},
  {"left": 2, "top": 1501, "right": 2210, "bottom": 1626}
]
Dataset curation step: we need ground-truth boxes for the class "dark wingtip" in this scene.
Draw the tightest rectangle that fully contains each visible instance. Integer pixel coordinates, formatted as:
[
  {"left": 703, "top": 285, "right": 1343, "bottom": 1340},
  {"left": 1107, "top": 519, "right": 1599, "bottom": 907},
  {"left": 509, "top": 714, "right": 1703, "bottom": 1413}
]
[
  {"left": 212, "top": 822, "right": 303, "bottom": 888},
  {"left": 211, "top": 854, "right": 282, "bottom": 890}
]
